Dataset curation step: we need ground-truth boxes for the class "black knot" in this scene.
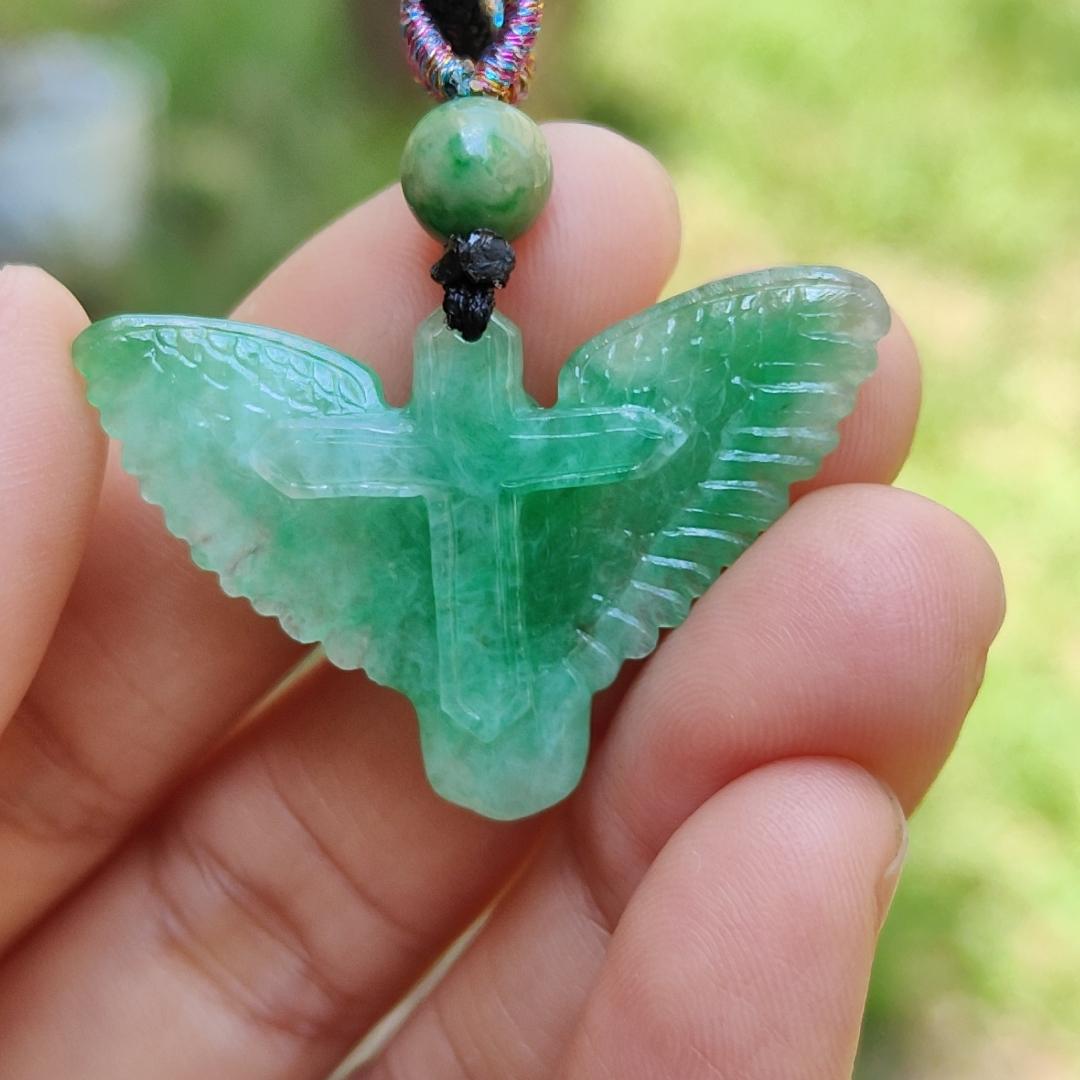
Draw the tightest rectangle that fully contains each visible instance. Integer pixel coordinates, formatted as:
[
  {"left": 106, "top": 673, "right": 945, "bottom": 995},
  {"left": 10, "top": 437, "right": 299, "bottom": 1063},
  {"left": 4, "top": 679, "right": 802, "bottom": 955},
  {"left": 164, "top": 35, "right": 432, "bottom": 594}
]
[{"left": 431, "top": 229, "right": 516, "bottom": 342}]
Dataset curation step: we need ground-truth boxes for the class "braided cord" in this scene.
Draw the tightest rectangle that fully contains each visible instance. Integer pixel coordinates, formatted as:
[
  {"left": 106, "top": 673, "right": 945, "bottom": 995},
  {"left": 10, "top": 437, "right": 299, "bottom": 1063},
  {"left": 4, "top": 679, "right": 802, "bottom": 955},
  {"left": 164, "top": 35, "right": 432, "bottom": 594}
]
[{"left": 401, "top": 0, "right": 543, "bottom": 103}]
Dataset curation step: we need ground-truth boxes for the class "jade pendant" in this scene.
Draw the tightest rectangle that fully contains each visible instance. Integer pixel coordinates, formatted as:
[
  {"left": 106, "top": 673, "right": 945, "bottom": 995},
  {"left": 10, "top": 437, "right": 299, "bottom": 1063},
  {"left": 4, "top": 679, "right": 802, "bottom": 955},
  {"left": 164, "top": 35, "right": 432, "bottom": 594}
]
[{"left": 74, "top": 267, "right": 888, "bottom": 819}]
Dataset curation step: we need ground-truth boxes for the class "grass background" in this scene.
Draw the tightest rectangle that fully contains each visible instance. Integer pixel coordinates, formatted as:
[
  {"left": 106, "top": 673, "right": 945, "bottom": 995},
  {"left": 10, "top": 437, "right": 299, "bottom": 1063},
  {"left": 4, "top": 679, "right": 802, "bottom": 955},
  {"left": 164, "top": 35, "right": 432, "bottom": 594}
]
[{"left": 2, "top": 1, "right": 1078, "bottom": 1075}]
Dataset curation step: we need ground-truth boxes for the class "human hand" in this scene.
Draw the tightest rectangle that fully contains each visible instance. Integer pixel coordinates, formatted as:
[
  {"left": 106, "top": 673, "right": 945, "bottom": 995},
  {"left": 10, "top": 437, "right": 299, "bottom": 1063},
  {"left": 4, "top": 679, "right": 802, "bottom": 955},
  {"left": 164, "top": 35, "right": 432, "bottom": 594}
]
[{"left": 0, "top": 126, "right": 1004, "bottom": 1078}]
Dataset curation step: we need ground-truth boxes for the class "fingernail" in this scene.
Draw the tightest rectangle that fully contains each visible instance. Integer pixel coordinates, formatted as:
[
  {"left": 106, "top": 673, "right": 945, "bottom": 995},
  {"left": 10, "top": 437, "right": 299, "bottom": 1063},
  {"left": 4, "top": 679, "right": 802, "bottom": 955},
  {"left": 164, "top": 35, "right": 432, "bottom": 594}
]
[{"left": 875, "top": 781, "right": 909, "bottom": 930}]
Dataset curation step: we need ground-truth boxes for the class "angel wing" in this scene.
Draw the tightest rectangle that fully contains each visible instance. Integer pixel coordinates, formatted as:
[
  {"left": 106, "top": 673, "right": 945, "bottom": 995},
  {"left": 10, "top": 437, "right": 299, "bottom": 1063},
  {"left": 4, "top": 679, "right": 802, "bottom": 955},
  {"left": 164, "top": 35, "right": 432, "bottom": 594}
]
[
  {"left": 523, "top": 265, "right": 890, "bottom": 693},
  {"left": 72, "top": 317, "right": 439, "bottom": 697}
]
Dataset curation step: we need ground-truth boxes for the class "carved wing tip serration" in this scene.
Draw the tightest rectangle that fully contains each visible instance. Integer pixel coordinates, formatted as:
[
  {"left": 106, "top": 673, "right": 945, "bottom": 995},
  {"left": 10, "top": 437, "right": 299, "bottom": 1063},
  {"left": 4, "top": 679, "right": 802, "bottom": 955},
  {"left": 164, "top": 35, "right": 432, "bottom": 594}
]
[
  {"left": 558, "top": 265, "right": 890, "bottom": 695},
  {"left": 75, "top": 315, "right": 386, "bottom": 415},
  {"left": 74, "top": 315, "right": 398, "bottom": 674}
]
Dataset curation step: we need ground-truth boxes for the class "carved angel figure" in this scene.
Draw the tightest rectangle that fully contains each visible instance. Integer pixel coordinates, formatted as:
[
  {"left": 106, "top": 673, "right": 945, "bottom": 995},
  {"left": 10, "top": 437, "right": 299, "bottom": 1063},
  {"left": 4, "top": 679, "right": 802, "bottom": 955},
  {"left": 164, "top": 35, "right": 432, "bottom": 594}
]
[{"left": 74, "top": 266, "right": 888, "bottom": 819}]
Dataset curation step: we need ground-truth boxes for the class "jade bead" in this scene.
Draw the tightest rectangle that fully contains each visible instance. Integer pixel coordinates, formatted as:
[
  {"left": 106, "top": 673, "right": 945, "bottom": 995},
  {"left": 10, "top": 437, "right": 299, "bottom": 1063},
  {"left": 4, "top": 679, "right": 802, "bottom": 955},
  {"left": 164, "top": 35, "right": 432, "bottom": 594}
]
[{"left": 401, "top": 97, "right": 553, "bottom": 242}]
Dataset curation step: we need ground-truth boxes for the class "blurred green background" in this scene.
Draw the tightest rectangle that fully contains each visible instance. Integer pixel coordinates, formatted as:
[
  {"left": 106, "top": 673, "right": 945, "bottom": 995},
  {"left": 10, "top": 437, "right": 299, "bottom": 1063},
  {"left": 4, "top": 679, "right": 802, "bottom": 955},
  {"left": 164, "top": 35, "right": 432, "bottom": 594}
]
[{"left": 2, "top": 1, "right": 1078, "bottom": 1075}]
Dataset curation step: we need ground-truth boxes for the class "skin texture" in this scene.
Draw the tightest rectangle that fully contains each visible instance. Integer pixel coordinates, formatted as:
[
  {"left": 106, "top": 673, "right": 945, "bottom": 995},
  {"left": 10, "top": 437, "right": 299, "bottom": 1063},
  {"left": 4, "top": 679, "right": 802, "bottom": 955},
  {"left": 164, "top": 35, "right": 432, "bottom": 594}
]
[{"left": 0, "top": 123, "right": 1002, "bottom": 1079}]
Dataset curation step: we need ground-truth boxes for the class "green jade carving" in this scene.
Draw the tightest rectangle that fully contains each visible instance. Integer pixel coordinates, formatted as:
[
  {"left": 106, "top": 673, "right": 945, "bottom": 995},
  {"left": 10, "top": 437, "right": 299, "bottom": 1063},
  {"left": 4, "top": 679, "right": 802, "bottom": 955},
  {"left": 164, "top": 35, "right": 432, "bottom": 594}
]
[{"left": 73, "top": 267, "right": 889, "bottom": 820}]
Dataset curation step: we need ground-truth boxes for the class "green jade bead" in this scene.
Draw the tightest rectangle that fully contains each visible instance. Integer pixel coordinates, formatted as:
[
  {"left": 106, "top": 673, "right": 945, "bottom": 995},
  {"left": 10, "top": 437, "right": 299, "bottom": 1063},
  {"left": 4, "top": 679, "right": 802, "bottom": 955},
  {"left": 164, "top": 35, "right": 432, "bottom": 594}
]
[{"left": 401, "top": 96, "right": 553, "bottom": 241}]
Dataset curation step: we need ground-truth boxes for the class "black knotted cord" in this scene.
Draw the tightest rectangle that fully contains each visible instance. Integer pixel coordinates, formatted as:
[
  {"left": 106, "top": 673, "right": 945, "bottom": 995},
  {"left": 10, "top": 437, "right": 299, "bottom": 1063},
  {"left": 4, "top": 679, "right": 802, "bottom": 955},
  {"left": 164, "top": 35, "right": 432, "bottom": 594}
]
[{"left": 431, "top": 230, "right": 517, "bottom": 343}]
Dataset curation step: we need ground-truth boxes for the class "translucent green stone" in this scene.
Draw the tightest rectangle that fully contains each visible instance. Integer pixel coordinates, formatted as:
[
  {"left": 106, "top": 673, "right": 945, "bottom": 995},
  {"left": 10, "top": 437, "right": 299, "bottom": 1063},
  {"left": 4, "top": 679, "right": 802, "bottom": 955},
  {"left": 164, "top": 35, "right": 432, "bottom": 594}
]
[
  {"left": 401, "top": 96, "right": 553, "bottom": 241},
  {"left": 72, "top": 267, "right": 888, "bottom": 820}
]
